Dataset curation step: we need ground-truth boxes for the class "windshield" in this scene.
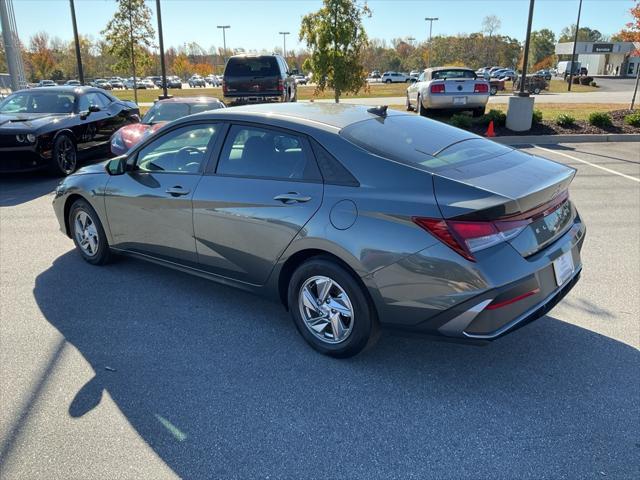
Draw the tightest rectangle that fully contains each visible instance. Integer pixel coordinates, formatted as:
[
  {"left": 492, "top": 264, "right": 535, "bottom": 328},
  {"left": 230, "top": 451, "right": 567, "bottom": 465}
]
[
  {"left": 340, "top": 115, "right": 512, "bottom": 172},
  {"left": 0, "top": 91, "right": 75, "bottom": 114},
  {"left": 141, "top": 102, "right": 222, "bottom": 124},
  {"left": 225, "top": 57, "right": 279, "bottom": 77},
  {"left": 431, "top": 69, "right": 476, "bottom": 80}
]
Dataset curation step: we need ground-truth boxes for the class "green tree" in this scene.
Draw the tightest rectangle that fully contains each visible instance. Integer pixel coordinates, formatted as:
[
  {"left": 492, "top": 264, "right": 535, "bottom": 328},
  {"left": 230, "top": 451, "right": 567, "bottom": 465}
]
[
  {"left": 299, "top": 0, "right": 370, "bottom": 103},
  {"left": 529, "top": 29, "right": 556, "bottom": 68},
  {"left": 559, "top": 25, "right": 602, "bottom": 42},
  {"left": 101, "top": 0, "right": 155, "bottom": 82}
]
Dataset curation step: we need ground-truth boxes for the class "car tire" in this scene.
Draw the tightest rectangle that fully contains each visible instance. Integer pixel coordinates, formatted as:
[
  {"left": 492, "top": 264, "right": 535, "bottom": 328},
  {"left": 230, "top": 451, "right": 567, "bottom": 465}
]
[
  {"left": 385, "top": 79, "right": 392, "bottom": 84},
  {"left": 533, "top": 87, "right": 541, "bottom": 94},
  {"left": 69, "top": 199, "right": 111, "bottom": 266},
  {"left": 417, "top": 95, "right": 428, "bottom": 117},
  {"left": 472, "top": 106, "right": 486, "bottom": 117},
  {"left": 406, "top": 93, "right": 413, "bottom": 111},
  {"left": 490, "top": 86, "right": 498, "bottom": 95},
  {"left": 49, "top": 134, "right": 78, "bottom": 176},
  {"left": 288, "top": 257, "right": 379, "bottom": 358}
]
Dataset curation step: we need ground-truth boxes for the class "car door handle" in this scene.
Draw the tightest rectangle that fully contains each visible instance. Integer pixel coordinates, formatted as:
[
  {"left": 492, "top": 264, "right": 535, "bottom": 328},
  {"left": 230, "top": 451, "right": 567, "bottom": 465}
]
[
  {"left": 166, "top": 186, "right": 190, "bottom": 197},
  {"left": 273, "top": 192, "right": 312, "bottom": 204}
]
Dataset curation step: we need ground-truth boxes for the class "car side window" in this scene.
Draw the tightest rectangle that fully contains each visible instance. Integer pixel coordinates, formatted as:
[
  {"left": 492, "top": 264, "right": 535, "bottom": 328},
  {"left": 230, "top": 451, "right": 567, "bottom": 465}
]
[
  {"left": 135, "top": 124, "right": 218, "bottom": 174},
  {"left": 217, "top": 125, "right": 320, "bottom": 181},
  {"left": 97, "top": 92, "right": 112, "bottom": 107},
  {"left": 418, "top": 72, "right": 425, "bottom": 82},
  {"left": 77, "top": 93, "right": 104, "bottom": 112}
]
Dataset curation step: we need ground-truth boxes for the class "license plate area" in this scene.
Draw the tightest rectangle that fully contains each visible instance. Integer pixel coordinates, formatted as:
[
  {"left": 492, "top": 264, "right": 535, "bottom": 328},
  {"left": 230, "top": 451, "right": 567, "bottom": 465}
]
[
  {"left": 453, "top": 96, "right": 467, "bottom": 105},
  {"left": 553, "top": 250, "right": 575, "bottom": 286}
]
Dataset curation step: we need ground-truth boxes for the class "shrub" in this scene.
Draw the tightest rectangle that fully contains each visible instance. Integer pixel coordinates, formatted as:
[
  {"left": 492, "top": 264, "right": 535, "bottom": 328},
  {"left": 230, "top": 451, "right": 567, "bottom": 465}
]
[
  {"left": 579, "top": 76, "right": 594, "bottom": 85},
  {"left": 532, "top": 109, "right": 543, "bottom": 124},
  {"left": 624, "top": 111, "right": 640, "bottom": 127},
  {"left": 588, "top": 112, "right": 613, "bottom": 128},
  {"left": 475, "top": 109, "right": 507, "bottom": 127},
  {"left": 450, "top": 113, "right": 472, "bottom": 129},
  {"left": 590, "top": 81, "right": 597, "bottom": 87},
  {"left": 556, "top": 114, "right": 576, "bottom": 127}
]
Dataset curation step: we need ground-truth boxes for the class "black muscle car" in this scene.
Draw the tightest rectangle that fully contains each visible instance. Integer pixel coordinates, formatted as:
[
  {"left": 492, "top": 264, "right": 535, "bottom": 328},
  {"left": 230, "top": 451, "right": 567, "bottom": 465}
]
[{"left": 0, "top": 86, "right": 139, "bottom": 175}]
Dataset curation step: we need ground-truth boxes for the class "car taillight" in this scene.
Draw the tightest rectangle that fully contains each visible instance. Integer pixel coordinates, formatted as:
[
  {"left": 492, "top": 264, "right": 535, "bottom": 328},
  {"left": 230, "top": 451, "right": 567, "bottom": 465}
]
[
  {"left": 222, "top": 80, "right": 227, "bottom": 94},
  {"left": 278, "top": 79, "right": 284, "bottom": 92},
  {"left": 474, "top": 83, "right": 489, "bottom": 93},
  {"left": 430, "top": 84, "right": 445, "bottom": 94},
  {"left": 412, "top": 217, "right": 530, "bottom": 262}
]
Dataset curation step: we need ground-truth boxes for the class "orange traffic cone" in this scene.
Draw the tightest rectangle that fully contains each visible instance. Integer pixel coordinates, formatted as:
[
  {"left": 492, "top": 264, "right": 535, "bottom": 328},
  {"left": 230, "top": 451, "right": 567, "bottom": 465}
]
[{"left": 486, "top": 120, "right": 496, "bottom": 138}]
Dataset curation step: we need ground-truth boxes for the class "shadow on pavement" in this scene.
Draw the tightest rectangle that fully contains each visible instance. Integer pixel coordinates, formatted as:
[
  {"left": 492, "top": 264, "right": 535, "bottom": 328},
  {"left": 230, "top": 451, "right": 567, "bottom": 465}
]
[{"left": 30, "top": 251, "right": 640, "bottom": 478}]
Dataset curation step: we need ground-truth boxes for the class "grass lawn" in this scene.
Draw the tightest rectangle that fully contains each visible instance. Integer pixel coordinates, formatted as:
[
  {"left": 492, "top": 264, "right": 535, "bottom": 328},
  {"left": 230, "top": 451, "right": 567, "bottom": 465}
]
[{"left": 388, "top": 103, "right": 628, "bottom": 122}]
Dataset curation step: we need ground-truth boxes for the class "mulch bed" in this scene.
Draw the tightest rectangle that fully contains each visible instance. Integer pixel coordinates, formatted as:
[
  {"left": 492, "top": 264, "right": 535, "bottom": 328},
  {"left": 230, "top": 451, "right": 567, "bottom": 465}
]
[{"left": 466, "top": 109, "right": 640, "bottom": 137}]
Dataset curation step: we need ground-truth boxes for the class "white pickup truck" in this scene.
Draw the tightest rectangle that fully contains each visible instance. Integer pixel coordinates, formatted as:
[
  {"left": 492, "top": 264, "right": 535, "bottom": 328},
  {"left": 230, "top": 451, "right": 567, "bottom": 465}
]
[{"left": 406, "top": 67, "right": 490, "bottom": 117}]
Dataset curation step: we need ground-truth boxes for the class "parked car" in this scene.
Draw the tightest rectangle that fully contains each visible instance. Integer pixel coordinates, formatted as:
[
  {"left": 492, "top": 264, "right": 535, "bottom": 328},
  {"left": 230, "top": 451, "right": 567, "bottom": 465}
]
[
  {"left": 156, "top": 76, "right": 183, "bottom": 89},
  {"left": 514, "top": 75, "right": 548, "bottom": 94},
  {"left": 109, "top": 78, "right": 125, "bottom": 89},
  {"left": 293, "top": 74, "right": 308, "bottom": 85},
  {"left": 0, "top": 86, "right": 139, "bottom": 175},
  {"left": 146, "top": 76, "right": 162, "bottom": 87},
  {"left": 141, "top": 78, "right": 156, "bottom": 89},
  {"left": 188, "top": 75, "right": 206, "bottom": 88},
  {"left": 53, "top": 103, "right": 585, "bottom": 357},
  {"left": 38, "top": 80, "right": 57, "bottom": 87},
  {"left": 409, "top": 70, "right": 422, "bottom": 78},
  {"left": 496, "top": 69, "right": 517, "bottom": 81},
  {"left": 381, "top": 71, "right": 411, "bottom": 83},
  {"left": 64, "top": 80, "right": 81, "bottom": 86},
  {"left": 94, "top": 79, "right": 113, "bottom": 90},
  {"left": 406, "top": 67, "right": 490, "bottom": 117},
  {"left": 124, "top": 78, "right": 147, "bottom": 89},
  {"left": 534, "top": 69, "right": 552, "bottom": 81},
  {"left": 205, "top": 74, "right": 221, "bottom": 87},
  {"left": 489, "top": 78, "right": 506, "bottom": 95},
  {"left": 556, "top": 61, "right": 581, "bottom": 78},
  {"left": 222, "top": 54, "right": 296, "bottom": 103},
  {"left": 110, "top": 96, "right": 225, "bottom": 155}
]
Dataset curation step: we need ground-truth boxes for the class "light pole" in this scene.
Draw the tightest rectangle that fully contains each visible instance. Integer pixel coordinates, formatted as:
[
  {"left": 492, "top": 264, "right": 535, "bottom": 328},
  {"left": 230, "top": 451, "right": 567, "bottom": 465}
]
[
  {"left": 424, "top": 17, "right": 438, "bottom": 68},
  {"left": 518, "top": 0, "right": 536, "bottom": 96},
  {"left": 155, "top": 0, "right": 170, "bottom": 99},
  {"left": 217, "top": 25, "right": 230, "bottom": 65},
  {"left": 279, "top": 31, "right": 290, "bottom": 59},
  {"left": 69, "top": 0, "right": 84, "bottom": 85},
  {"left": 567, "top": 0, "right": 583, "bottom": 91}
]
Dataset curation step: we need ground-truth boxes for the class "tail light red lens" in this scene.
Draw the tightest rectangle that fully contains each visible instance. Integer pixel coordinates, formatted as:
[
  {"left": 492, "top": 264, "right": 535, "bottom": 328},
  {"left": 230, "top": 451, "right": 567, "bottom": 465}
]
[
  {"left": 278, "top": 79, "right": 284, "bottom": 92},
  {"left": 222, "top": 80, "right": 227, "bottom": 94},
  {"left": 474, "top": 83, "right": 489, "bottom": 93},
  {"left": 430, "top": 83, "right": 445, "bottom": 94}
]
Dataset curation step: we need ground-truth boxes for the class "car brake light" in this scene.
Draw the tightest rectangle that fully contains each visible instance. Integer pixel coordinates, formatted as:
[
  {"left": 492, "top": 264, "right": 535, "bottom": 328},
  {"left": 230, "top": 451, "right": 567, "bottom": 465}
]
[
  {"left": 430, "top": 84, "right": 445, "bottom": 94},
  {"left": 412, "top": 217, "right": 530, "bottom": 262},
  {"left": 474, "top": 83, "right": 489, "bottom": 93},
  {"left": 222, "top": 80, "right": 227, "bottom": 94},
  {"left": 278, "top": 79, "right": 284, "bottom": 92}
]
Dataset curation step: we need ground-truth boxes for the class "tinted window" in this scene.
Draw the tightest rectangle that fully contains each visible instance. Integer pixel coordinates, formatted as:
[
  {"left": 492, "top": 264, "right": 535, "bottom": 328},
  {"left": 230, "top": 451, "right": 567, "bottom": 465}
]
[
  {"left": 141, "top": 102, "right": 224, "bottom": 124},
  {"left": 136, "top": 124, "right": 218, "bottom": 174},
  {"left": 431, "top": 69, "right": 476, "bottom": 79},
  {"left": 225, "top": 57, "right": 279, "bottom": 76},
  {"left": 78, "top": 92, "right": 106, "bottom": 111},
  {"left": 0, "top": 91, "right": 75, "bottom": 114},
  {"left": 340, "top": 115, "right": 511, "bottom": 172},
  {"left": 217, "top": 125, "right": 319, "bottom": 181}
]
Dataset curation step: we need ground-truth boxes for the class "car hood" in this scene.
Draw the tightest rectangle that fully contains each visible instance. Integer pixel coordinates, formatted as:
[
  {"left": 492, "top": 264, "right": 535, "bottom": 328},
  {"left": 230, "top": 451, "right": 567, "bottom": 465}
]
[{"left": 0, "top": 112, "right": 72, "bottom": 131}]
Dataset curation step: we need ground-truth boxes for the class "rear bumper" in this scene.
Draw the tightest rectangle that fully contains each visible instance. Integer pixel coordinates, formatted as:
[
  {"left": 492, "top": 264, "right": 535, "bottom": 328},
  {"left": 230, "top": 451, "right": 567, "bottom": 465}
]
[
  {"left": 423, "top": 93, "right": 489, "bottom": 109},
  {"left": 370, "top": 212, "right": 586, "bottom": 340},
  {"left": 224, "top": 94, "right": 285, "bottom": 104}
]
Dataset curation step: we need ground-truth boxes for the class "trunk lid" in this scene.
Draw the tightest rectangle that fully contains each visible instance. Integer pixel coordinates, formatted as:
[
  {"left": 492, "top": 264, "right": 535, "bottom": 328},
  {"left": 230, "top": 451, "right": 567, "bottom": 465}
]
[
  {"left": 432, "top": 141, "right": 576, "bottom": 256},
  {"left": 441, "top": 78, "right": 477, "bottom": 94}
]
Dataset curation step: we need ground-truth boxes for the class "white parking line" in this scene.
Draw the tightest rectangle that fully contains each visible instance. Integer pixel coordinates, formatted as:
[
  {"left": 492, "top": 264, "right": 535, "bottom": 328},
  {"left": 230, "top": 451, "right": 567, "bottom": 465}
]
[{"left": 533, "top": 145, "right": 640, "bottom": 183}]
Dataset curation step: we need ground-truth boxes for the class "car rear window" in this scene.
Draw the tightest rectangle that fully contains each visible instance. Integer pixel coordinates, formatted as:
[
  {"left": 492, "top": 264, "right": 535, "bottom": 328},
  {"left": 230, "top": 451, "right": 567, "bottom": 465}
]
[
  {"left": 431, "top": 69, "right": 476, "bottom": 80},
  {"left": 225, "top": 57, "right": 279, "bottom": 77},
  {"left": 340, "top": 115, "right": 512, "bottom": 172},
  {"left": 142, "top": 102, "right": 223, "bottom": 123}
]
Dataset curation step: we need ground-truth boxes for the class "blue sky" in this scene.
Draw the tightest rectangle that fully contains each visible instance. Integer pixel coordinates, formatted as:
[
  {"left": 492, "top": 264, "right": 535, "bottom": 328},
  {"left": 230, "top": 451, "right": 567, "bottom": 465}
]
[{"left": 11, "top": 0, "right": 635, "bottom": 52}]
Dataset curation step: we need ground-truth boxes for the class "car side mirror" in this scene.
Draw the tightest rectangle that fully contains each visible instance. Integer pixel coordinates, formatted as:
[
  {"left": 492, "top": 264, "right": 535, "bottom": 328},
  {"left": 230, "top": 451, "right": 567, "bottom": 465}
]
[
  {"left": 105, "top": 156, "right": 126, "bottom": 176},
  {"left": 88, "top": 105, "right": 101, "bottom": 113}
]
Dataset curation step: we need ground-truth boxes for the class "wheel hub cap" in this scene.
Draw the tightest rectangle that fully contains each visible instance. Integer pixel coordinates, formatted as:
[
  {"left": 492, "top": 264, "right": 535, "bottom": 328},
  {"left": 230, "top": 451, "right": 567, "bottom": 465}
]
[
  {"left": 298, "top": 276, "right": 354, "bottom": 344},
  {"left": 74, "top": 210, "right": 99, "bottom": 256}
]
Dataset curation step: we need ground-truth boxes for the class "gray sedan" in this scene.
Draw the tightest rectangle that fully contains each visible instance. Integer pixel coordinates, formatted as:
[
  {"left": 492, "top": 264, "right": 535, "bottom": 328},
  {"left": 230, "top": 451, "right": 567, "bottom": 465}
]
[{"left": 53, "top": 103, "right": 585, "bottom": 357}]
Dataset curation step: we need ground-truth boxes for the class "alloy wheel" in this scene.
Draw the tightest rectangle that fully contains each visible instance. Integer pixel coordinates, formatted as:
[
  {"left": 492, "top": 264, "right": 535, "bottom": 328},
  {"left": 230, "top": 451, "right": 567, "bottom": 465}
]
[
  {"left": 298, "top": 275, "right": 354, "bottom": 344},
  {"left": 74, "top": 210, "right": 99, "bottom": 256},
  {"left": 57, "top": 137, "right": 77, "bottom": 174}
]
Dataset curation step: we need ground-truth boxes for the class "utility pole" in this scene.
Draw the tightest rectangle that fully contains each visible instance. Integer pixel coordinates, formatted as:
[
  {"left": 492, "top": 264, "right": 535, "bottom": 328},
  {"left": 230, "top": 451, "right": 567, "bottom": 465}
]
[
  {"left": 69, "top": 0, "right": 84, "bottom": 84},
  {"left": 567, "top": 0, "right": 583, "bottom": 91},
  {"left": 155, "top": 0, "right": 170, "bottom": 99},
  {"left": 279, "top": 31, "right": 290, "bottom": 59},
  {"left": 424, "top": 17, "right": 438, "bottom": 68},
  {"left": 631, "top": 61, "right": 640, "bottom": 109},
  {"left": 128, "top": 2, "right": 138, "bottom": 105},
  {"left": 0, "top": 0, "right": 27, "bottom": 91},
  {"left": 217, "top": 25, "right": 230, "bottom": 65},
  {"left": 518, "top": 0, "right": 535, "bottom": 96}
]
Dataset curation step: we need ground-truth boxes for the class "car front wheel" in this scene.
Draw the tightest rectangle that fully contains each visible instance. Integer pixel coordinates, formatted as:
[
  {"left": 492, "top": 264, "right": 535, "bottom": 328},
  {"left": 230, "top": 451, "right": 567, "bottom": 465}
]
[
  {"left": 288, "top": 258, "right": 379, "bottom": 357},
  {"left": 50, "top": 134, "right": 77, "bottom": 176},
  {"left": 69, "top": 199, "right": 111, "bottom": 265}
]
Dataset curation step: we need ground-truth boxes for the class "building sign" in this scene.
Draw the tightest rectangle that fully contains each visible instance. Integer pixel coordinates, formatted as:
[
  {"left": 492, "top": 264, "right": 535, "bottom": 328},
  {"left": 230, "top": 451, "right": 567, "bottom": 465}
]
[{"left": 592, "top": 43, "right": 613, "bottom": 53}]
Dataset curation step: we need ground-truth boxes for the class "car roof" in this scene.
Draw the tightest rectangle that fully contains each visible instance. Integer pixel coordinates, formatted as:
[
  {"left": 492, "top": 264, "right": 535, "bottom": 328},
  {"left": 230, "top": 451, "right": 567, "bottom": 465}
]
[
  {"left": 18, "top": 86, "right": 104, "bottom": 95},
  {"left": 188, "top": 102, "right": 408, "bottom": 131},
  {"left": 425, "top": 66, "right": 473, "bottom": 72}
]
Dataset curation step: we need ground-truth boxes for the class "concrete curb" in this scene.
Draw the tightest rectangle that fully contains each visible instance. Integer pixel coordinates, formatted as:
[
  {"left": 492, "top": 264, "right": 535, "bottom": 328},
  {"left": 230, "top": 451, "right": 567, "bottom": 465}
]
[{"left": 492, "top": 133, "right": 640, "bottom": 145}]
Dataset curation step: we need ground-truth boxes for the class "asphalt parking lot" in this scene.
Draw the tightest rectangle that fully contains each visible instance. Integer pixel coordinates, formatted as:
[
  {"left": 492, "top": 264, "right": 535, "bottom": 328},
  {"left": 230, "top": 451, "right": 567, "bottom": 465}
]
[{"left": 0, "top": 142, "right": 638, "bottom": 479}]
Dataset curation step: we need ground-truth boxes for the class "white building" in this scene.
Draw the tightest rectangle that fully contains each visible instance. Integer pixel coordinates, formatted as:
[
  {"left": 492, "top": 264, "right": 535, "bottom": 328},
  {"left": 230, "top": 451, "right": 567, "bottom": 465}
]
[{"left": 555, "top": 41, "right": 639, "bottom": 77}]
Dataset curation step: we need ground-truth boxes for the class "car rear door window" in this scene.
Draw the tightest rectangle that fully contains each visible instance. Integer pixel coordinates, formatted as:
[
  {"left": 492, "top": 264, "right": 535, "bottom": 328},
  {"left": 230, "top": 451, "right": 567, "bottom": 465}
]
[
  {"left": 135, "top": 124, "right": 219, "bottom": 174},
  {"left": 216, "top": 125, "right": 320, "bottom": 181}
]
